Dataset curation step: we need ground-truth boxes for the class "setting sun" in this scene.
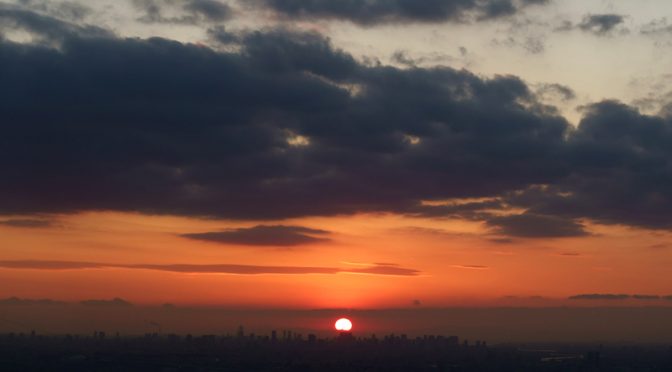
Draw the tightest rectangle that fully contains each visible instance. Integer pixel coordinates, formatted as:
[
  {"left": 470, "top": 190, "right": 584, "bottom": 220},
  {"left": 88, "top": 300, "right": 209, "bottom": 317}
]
[{"left": 335, "top": 318, "right": 353, "bottom": 332}]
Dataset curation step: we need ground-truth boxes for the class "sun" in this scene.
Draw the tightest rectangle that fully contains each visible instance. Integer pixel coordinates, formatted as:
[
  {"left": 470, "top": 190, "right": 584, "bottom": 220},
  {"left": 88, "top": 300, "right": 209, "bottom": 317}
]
[{"left": 334, "top": 317, "right": 353, "bottom": 332}]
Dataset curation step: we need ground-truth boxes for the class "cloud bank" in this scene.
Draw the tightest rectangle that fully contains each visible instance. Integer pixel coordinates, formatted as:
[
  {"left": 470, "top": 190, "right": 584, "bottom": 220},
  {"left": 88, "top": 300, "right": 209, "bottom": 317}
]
[
  {"left": 253, "top": 0, "right": 549, "bottom": 25},
  {"left": 2, "top": 10, "right": 672, "bottom": 237}
]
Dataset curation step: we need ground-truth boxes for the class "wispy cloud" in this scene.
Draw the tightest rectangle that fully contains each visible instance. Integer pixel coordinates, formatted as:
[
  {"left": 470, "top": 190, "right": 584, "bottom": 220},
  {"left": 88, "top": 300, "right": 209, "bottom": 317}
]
[
  {"left": 80, "top": 298, "right": 132, "bottom": 307},
  {"left": 0, "top": 260, "right": 420, "bottom": 277},
  {"left": 0, "top": 219, "right": 54, "bottom": 228},
  {"left": 0, "top": 297, "right": 64, "bottom": 305},
  {"left": 569, "top": 293, "right": 669, "bottom": 301},
  {"left": 569, "top": 294, "right": 630, "bottom": 300},
  {"left": 557, "top": 252, "right": 582, "bottom": 257},
  {"left": 451, "top": 265, "right": 490, "bottom": 270}
]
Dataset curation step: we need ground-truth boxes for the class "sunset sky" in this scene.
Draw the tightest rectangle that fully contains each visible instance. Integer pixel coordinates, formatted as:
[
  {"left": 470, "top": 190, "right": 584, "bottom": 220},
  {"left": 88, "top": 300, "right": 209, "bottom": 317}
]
[{"left": 2, "top": 0, "right": 672, "bottom": 316}]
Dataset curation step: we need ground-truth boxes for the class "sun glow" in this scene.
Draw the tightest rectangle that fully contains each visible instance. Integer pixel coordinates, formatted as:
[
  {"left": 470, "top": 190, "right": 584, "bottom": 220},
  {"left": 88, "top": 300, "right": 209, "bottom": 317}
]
[{"left": 335, "top": 317, "right": 353, "bottom": 332}]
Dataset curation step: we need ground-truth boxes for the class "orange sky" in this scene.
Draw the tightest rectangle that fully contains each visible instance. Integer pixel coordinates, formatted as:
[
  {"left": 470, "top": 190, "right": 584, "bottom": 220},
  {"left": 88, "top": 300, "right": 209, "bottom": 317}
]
[{"left": 2, "top": 211, "right": 671, "bottom": 308}]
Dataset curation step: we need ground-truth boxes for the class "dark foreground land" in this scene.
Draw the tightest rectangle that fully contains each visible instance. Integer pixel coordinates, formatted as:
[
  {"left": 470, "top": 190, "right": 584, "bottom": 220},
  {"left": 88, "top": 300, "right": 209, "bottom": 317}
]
[{"left": 1, "top": 332, "right": 671, "bottom": 371}]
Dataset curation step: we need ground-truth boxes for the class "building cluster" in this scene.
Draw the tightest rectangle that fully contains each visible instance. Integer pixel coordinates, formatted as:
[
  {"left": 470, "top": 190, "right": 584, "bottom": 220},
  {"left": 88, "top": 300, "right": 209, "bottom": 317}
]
[{"left": 1, "top": 329, "right": 669, "bottom": 371}]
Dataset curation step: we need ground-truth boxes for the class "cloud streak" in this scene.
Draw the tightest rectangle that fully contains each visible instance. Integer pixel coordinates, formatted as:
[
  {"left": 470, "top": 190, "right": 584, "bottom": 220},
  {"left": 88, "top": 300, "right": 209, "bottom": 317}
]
[
  {"left": 486, "top": 213, "right": 590, "bottom": 238},
  {"left": 569, "top": 294, "right": 630, "bottom": 300},
  {"left": 80, "top": 298, "right": 133, "bottom": 307},
  {"left": 0, "top": 219, "right": 54, "bottom": 228},
  {"left": 578, "top": 14, "right": 627, "bottom": 36},
  {"left": 253, "top": 0, "right": 549, "bottom": 25},
  {"left": 451, "top": 265, "right": 489, "bottom": 270},
  {"left": 0, "top": 260, "right": 420, "bottom": 276},
  {"left": 569, "top": 294, "right": 672, "bottom": 301},
  {"left": 181, "top": 225, "right": 330, "bottom": 246},
  {"left": 133, "top": 0, "right": 233, "bottom": 24}
]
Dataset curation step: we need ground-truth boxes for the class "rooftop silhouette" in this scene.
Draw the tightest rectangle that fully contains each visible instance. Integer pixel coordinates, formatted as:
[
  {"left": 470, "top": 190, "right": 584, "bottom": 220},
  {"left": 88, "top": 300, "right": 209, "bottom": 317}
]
[{"left": 2, "top": 329, "right": 669, "bottom": 371}]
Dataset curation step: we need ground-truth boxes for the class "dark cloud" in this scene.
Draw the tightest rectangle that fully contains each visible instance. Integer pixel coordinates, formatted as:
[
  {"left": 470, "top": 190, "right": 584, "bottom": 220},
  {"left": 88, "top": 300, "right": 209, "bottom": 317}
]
[
  {"left": 0, "top": 219, "right": 53, "bottom": 228},
  {"left": 16, "top": 0, "right": 91, "bottom": 21},
  {"left": 554, "top": 14, "right": 628, "bottom": 36},
  {"left": 184, "top": 0, "right": 232, "bottom": 21},
  {"left": 632, "top": 294, "right": 661, "bottom": 300},
  {"left": 0, "top": 260, "right": 104, "bottom": 270},
  {"left": 569, "top": 294, "right": 630, "bottom": 300},
  {"left": 133, "top": 0, "right": 232, "bottom": 24},
  {"left": 405, "top": 200, "right": 505, "bottom": 219},
  {"left": 0, "top": 6, "right": 109, "bottom": 43},
  {"left": 486, "top": 213, "right": 589, "bottom": 238},
  {"left": 0, "top": 297, "right": 64, "bottom": 305},
  {"left": 509, "top": 101, "right": 672, "bottom": 230},
  {"left": 641, "top": 18, "right": 672, "bottom": 36},
  {"left": 253, "top": 0, "right": 549, "bottom": 25},
  {"left": 578, "top": 14, "right": 627, "bottom": 36},
  {"left": 181, "top": 225, "right": 330, "bottom": 246},
  {"left": 207, "top": 25, "right": 240, "bottom": 44},
  {"left": 80, "top": 298, "right": 133, "bottom": 307},
  {"left": 3, "top": 12, "right": 672, "bottom": 235},
  {"left": 0, "top": 20, "right": 573, "bottom": 223},
  {"left": 0, "top": 260, "right": 420, "bottom": 276}
]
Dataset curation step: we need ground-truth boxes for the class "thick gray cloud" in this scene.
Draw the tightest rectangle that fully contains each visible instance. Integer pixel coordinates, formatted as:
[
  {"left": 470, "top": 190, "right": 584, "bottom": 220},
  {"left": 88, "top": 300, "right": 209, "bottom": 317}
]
[
  {"left": 554, "top": 14, "right": 628, "bottom": 37},
  {"left": 578, "top": 14, "right": 626, "bottom": 36},
  {"left": 3, "top": 10, "right": 672, "bottom": 237},
  {"left": 0, "top": 5, "right": 110, "bottom": 42},
  {"left": 253, "top": 0, "right": 549, "bottom": 25},
  {"left": 486, "top": 213, "right": 589, "bottom": 238},
  {"left": 181, "top": 225, "right": 330, "bottom": 246},
  {"left": 0, "top": 18, "right": 572, "bottom": 224},
  {"left": 508, "top": 101, "right": 672, "bottom": 230},
  {"left": 184, "top": 0, "right": 232, "bottom": 21},
  {"left": 15, "top": 0, "right": 91, "bottom": 21},
  {"left": 133, "top": 0, "right": 232, "bottom": 24}
]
